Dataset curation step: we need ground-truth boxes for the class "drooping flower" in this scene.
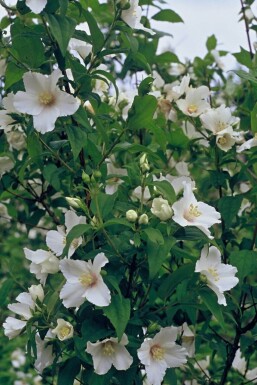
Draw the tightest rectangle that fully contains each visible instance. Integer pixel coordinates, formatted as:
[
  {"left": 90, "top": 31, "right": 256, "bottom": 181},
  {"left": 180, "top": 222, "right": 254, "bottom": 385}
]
[
  {"left": 13, "top": 69, "right": 80, "bottom": 134},
  {"left": 24, "top": 248, "right": 60, "bottom": 284},
  {"left": 195, "top": 245, "right": 239, "bottom": 305},
  {"left": 3, "top": 286, "right": 44, "bottom": 339},
  {"left": 237, "top": 133, "right": 257, "bottom": 153},
  {"left": 34, "top": 332, "right": 55, "bottom": 373},
  {"left": 151, "top": 197, "right": 173, "bottom": 221},
  {"left": 25, "top": 0, "right": 47, "bottom": 14},
  {"left": 172, "top": 182, "right": 221, "bottom": 239},
  {"left": 60, "top": 253, "right": 111, "bottom": 308},
  {"left": 121, "top": 0, "right": 155, "bottom": 35},
  {"left": 86, "top": 334, "right": 133, "bottom": 375},
  {"left": 52, "top": 319, "right": 74, "bottom": 341},
  {"left": 46, "top": 210, "right": 87, "bottom": 258},
  {"left": 200, "top": 105, "right": 239, "bottom": 135},
  {"left": 137, "top": 326, "right": 188, "bottom": 385},
  {"left": 176, "top": 86, "right": 210, "bottom": 117},
  {"left": 178, "top": 322, "right": 195, "bottom": 358}
]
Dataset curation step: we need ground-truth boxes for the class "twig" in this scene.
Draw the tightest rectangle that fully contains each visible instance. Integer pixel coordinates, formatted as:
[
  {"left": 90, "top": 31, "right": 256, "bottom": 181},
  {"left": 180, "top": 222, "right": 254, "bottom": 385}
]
[{"left": 240, "top": 0, "right": 254, "bottom": 59}]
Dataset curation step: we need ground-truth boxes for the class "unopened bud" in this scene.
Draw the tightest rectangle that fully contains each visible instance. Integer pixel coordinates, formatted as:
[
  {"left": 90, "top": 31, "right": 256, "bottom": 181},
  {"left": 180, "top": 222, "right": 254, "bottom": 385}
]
[
  {"left": 28, "top": 284, "right": 44, "bottom": 303},
  {"left": 84, "top": 100, "right": 95, "bottom": 115},
  {"left": 65, "top": 197, "right": 81, "bottom": 209},
  {"left": 82, "top": 171, "right": 91, "bottom": 183},
  {"left": 126, "top": 209, "right": 138, "bottom": 222},
  {"left": 140, "top": 153, "right": 150, "bottom": 173},
  {"left": 138, "top": 213, "right": 149, "bottom": 225},
  {"left": 93, "top": 170, "right": 102, "bottom": 180}
]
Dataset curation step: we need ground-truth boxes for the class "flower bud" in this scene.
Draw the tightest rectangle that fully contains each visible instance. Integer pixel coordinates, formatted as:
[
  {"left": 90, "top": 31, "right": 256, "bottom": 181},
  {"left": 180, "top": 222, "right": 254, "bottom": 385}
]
[
  {"left": 28, "top": 284, "right": 44, "bottom": 303},
  {"left": 52, "top": 319, "right": 74, "bottom": 341},
  {"left": 82, "top": 171, "right": 91, "bottom": 183},
  {"left": 93, "top": 170, "right": 102, "bottom": 180},
  {"left": 138, "top": 213, "right": 149, "bottom": 225},
  {"left": 139, "top": 153, "right": 150, "bottom": 173},
  {"left": 151, "top": 197, "right": 173, "bottom": 221},
  {"left": 84, "top": 100, "right": 95, "bottom": 115},
  {"left": 126, "top": 209, "right": 138, "bottom": 222},
  {"left": 65, "top": 197, "right": 81, "bottom": 209}
]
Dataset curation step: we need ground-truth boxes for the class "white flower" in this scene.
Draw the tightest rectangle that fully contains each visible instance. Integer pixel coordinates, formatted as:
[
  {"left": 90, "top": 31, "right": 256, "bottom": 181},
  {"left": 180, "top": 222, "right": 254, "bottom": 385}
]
[
  {"left": 131, "top": 186, "right": 151, "bottom": 203},
  {"left": 105, "top": 156, "right": 127, "bottom": 195},
  {"left": 34, "top": 332, "right": 55, "bottom": 373},
  {"left": 178, "top": 322, "right": 195, "bottom": 358},
  {"left": 232, "top": 349, "right": 247, "bottom": 374},
  {"left": 25, "top": 0, "right": 47, "bottom": 14},
  {"left": 126, "top": 209, "right": 138, "bottom": 222},
  {"left": 60, "top": 252, "right": 111, "bottom": 308},
  {"left": 200, "top": 105, "right": 239, "bottom": 135},
  {"left": 86, "top": 334, "right": 133, "bottom": 375},
  {"left": 0, "top": 93, "right": 18, "bottom": 131},
  {"left": 46, "top": 210, "right": 87, "bottom": 258},
  {"left": 164, "top": 75, "right": 190, "bottom": 101},
  {"left": 68, "top": 38, "right": 92, "bottom": 60},
  {"left": 28, "top": 284, "right": 44, "bottom": 302},
  {"left": 11, "top": 348, "right": 26, "bottom": 368},
  {"left": 13, "top": 69, "right": 80, "bottom": 134},
  {"left": 6, "top": 130, "right": 26, "bottom": 151},
  {"left": 24, "top": 248, "right": 60, "bottom": 284},
  {"left": 195, "top": 245, "right": 239, "bottom": 305},
  {"left": 172, "top": 182, "right": 221, "bottom": 239},
  {"left": 151, "top": 197, "right": 173, "bottom": 221},
  {"left": 0, "top": 156, "right": 14, "bottom": 175},
  {"left": 216, "top": 128, "right": 236, "bottom": 152},
  {"left": 237, "top": 133, "right": 257, "bottom": 153},
  {"left": 176, "top": 86, "right": 210, "bottom": 117},
  {"left": 211, "top": 49, "right": 225, "bottom": 70},
  {"left": 121, "top": 0, "right": 155, "bottom": 35},
  {"left": 137, "top": 326, "right": 188, "bottom": 385},
  {"left": 3, "top": 317, "right": 27, "bottom": 339},
  {"left": 52, "top": 319, "right": 74, "bottom": 341}
]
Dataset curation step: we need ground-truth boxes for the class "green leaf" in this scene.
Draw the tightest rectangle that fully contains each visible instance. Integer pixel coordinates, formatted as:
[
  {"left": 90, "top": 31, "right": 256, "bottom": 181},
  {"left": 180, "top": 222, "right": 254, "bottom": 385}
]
[
  {"left": 234, "top": 69, "right": 257, "bottom": 84},
  {"left": 82, "top": 10, "right": 105, "bottom": 53},
  {"left": 63, "top": 224, "right": 92, "bottom": 257},
  {"left": 128, "top": 95, "right": 157, "bottom": 130},
  {"left": 152, "top": 9, "right": 183, "bottom": 23},
  {"left": 5, "top": 62, "right": 26, "bottom": 90},
  {"left": 27, "top": 132, "right": 43, "bottom": 166},
  {"left": 143, "top": 227, "right": 164, "bottom": 245},
  {"left": 138, "top": 76, "right": 154, "bottom": 96},
  {"left": 102, "top": 218, "right": 133, "bottom": 229},
  {"left": 158, "top": 263, "right": 195, "bottom": 298},
  {"left": 152, "top": 180, "right": 176, "bottom": 204},
  {"left": 104, "top": 295, "right": 130, "bottom": 340},
  {"left": 47, "top": 14, "right": 76, "bottom": 57},
  {"left": 206, "top": 34, "right": 217, "bottom": 51},
  {"left": 147, "top": 238, "right": 176, "bottom": 279},
  {"left": 230, "top": 250, "right": 257, "bottom": 281},
  {"left": 218, "top": 195, "right": 243, "bottom": 228},
  {"left": 233, "top": 47, "right": 253, "bottom": 69},
  {"left": 57, "top": 357, "right": 81, "bottom": 385},
  {"left": 12, "top": 35, "right": 45, "bottom": 68},
  {"left": 251, "top": 102, "right": 257, "bottom": 133},
  {"left": 0, "top": 279, "right": 13, "bottom": 306},
  {"left": 155, "top": 52, "right": 179, "bottom": 64},
  {"left": 200, "top": 288, "right": 226, "bottom": 329},
  {"left": 66, "top": 125, "right": 88, "bottom": 160},
  {"left": 91, "top": 192, "right": 117, "bottom": 220}
]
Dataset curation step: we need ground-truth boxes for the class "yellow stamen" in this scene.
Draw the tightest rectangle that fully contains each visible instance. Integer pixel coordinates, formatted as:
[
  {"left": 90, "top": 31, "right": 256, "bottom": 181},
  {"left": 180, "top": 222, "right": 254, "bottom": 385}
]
[
  {"left": 184, "top": 203, "right": 202, "bottom": 221},
  {"left": 218, "top": 136, "right": 227, "bottom": 145},
  {"left": 59, "top": 325, "right": 72, "bottom": 339},
  {"left": 79, "top": 273, "right": 96, "bottom": 287},
  {"left": 39, "top": 92, "right": 55, "bottom": 106},
  {"left": 207, "top": 267, "right": 219, "bottom": 281},
  {"left": 102, "top": 341, "right": 115, "bottom": 356},
  {"left": 150, "top": 345, "right": 165, "bottom": 360},
  {"left": 187, "top": 104, "right": 198, "bottom": 114}
]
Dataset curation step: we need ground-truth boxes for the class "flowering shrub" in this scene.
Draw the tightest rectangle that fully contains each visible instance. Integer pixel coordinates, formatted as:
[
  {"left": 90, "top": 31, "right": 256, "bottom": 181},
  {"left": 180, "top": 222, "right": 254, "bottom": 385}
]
[{"left": 1, "top": 0, "right": 257, "bottom": 385}]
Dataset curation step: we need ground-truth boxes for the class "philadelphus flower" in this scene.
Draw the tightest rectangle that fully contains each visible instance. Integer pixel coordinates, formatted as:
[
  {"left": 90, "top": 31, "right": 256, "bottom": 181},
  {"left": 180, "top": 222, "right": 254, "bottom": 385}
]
[
  {"left": 178, "top": 322, "right": 195, "bottom": 358},
  {"left": 195, "top": 245, "right": 239, "bottom": 305},
  {"left": 131, "top": 186, "right": 151, "bottom": 203},
  {"left": 121, "top": 0, "right": 155, "bottom": 35},
  {"left": 24, "top": 248, "right": 59, "bottom": 284},
  {"left": 0, "top": 93, "right": 19, "bottom": 131},
  {"left": 13, "top": 69, "right": 80, "bottom": 134},
  {"left": 164, "top": 75, "right": 190, "bottom": 102},
  {"left": 0, "top": 156, "right": 14, "bottom": 176},
  {"left": 216, "top": 128, "right": 236, "bottom": 152},
  {"left": 60, "top": 252, "right": 111, "bottom": 308},
  {"left": 237, "top": 133, "right": 257, "bottom": 153},
  {"left": 200, "top": 105, "right": 239, "bottom": 135},
  {"left": 176, "top": 86, "right": 210, "bottom": 117},
  {"left": 172, "top": 182, "right": 221, "bottom": 239},
  {"left": 126, "top": 209, "right": 138, "bottom": 222},
  {"left": 137, "top": 326, "right": 188, "bottom": 385},
  {"left": 25, "top": 0, "right": 47, "bottom": 14},
  {"left": 34, "top": 332, "right": 55, "bottom": 373},
  {"left": 52, "top": 319, "right": 74, "bottom": 341},
  {"left": 3, "top": 286, "right": 44, "bottom": 339},
  {"left": 151, "top": 197, "right": 173, "bottom": 221},
  {"left": 86, "top": 334, "right": 133, "bottom": 375},
  {"left": 46, "top": 210, "right": 87, "bottom": 258}
]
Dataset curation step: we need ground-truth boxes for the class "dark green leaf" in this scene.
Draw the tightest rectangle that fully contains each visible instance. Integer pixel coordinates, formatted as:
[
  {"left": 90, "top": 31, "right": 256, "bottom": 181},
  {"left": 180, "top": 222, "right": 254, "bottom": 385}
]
[
  {"left": 230, "top": 250, "right": 257, "bottom": 281},
  {"left": 251, "top": 102, "right": 257, "bottom": 133},
  {"left": 206, "top": 34, "right": 217, "bottom": 51},
  {"left": 104, "top": 295, "right": 130, "bottom": 340},
  {"left": 158, "top": 263, "right": 195, "bottom": 298},
  {"left": 66, "top": 125, "right": 88, "bottom": 160},
  {"left": 152, "top": 180, "right": 176, "bottom": 204},
  {"left": 147, "top": 238, "right": 176, "bottom": 279},
  {"left": 233, "top": 47, "right": 253, "bottom": 69},
  {"left": 57, "top": 357, "right": 81, "bottom": 385},
  {"left": 200, "top": 288, "right": 226, "bottom": 329},
  {"left": 128, "top": 95, "right": 157, "bottom": 130},
  {"left": 152, "top": 9, "right": 183, "bottom": 23},
  {"left": 47, "top": 14, "right": 76, "bottom": 57},
  {"left": 143, "top": 227, "right": 164, "bottom": 244},
  {"left": 82, "top": 10, "right": 105, "bottom": 53},
  {"left": 218, "top": 195, "right": 243, "bottom": 228}
]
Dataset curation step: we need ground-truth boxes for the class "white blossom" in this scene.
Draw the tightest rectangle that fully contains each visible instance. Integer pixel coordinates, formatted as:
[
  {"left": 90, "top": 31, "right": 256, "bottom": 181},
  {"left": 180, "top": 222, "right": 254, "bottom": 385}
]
[
  {"left": 69, "top": 38, "right": 92, "bottom": 60},
  {"left": 11, "top": 348, "right": 26, "bottom": 368},
  {"left": 237, "top": 133, "right": 257, "bottom": 153},
  {"left": 6, "top": 130, "right": 26, "bottom": 151},
  {"left": 195, "top": 245, "right": 239, "bottom": 305},
  {"left": 24, "top": 248, "right": 59, "bottom": 284},
  {"left": 105, "top": 156, "right": 127, "bottom": 195},
  {"left": 126, "top": 209, "right": 138, "bottom": 222},
  {"left": 34, "top": 332, "right": 55, "bottom": 373},
  {"left": 131, "top": 186, "right": 151, "bottom": 203},
  {"left": 176, "top": 86, "right": 210, "bottom": 117},
  {"left": 137, "top": 326, "right": 187, "bottom": 385},
  {"left": 172, "top": 182, "right": 221, "bottom": 239},
  {"left": 60, "top": 253, "right": 111, "bottom": 308},
  {"left": 46, "top": 210, "right": 87, "bottom": 258},
  {"left": 164, "top": 75, "right": 190, "bottom": 101},
  {"left": 52, "top": 319, "right": 74, "bottom": 341},
  {"left": 216, "top": 128, "right": 236, "bottom": 152},
  {"left": 151, "top": 197, "right": 173, "bottom": 221},
  {"left": 13, "top": 69, "right": 80, "bottom": 134},
  {"left": 121, "top": 0, "right": 155, "bottom": 35},
  {"left": 200, "top": 105, "right": 239, "bottom": 135},
  {"left": 178, "top": 322, "right": 195, "bottom": 357},
  {"left": 0, "top": 156, "right": 14, "bottom": 175},
  {"left": 86, "top": 334, "right": 133, "bottom": 375},
  {"left": 25, "top": 0, "right": 47, "bottom": 14}
]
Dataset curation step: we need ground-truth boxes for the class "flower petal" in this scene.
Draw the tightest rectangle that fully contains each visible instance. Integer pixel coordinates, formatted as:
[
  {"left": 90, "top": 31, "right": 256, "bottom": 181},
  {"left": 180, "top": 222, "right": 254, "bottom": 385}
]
[{"left": 13, "top": 91, "right": 43, "bottom": 115}]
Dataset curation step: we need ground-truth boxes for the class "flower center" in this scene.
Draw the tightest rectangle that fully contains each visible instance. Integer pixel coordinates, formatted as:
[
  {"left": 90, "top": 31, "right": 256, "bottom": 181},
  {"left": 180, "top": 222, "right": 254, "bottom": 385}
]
[
  {"left": 217, "top": 121, "right": 227, "bottom": 132},
  {"left": 150, "top": 345, "right": 165, "bottom": 361},
  {"left": 59, "top": 325, "right": 72, "bottom": 339},
  {"left": 184, "top": 203, "right": 202, "bottom": 221},
  {"left": 39, "top": 92, "right": 55, "bottom": 106},
  {"left": 79, "top": 273, "right": 96, "bottom": 287},
  {"left": 207, "top": 267, "right": 219, "bottom": 281},
  {"left": 187, "top": 104, "right": 198, "bottom": 114},
  {"left": 218, "top": 136, "right": 227, "bottom": 145},
  {"left": 71, "top": 238, "right": 80, "bottom": 249},
  {"left": 102, "top": 341, "right": 115, "bottom": 356}
]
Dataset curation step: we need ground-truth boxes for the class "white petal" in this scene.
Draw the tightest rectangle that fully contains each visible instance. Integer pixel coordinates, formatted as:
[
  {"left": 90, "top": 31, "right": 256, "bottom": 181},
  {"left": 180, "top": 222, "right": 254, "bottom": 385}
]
[
  {"left": 49, "top": 69, "right": 63, "bottom": 92},
  {"left": 164, "top": 344, "right": 188, "bottom": 367},
  {"left": 55, "top": 90, "right": 80, "bottom": 117},
  {"left": 46, "top": 230, "right": 65, "bottom": 256},
  {"left": 60, "top": 282, "right": 86, "bottom": 308},
  {"left": 92, "top": 252, "right": 109, "bottom": 274},
  {"left": 23, "top": 71, "right": 47, "bottom": 94},
  {"left": 84, "top": 278, "right": 111, "bottom": 307},
  {"left": 3, "top": 317, "right": 27, "bottom": 339},
  {"left": 145, "top": 359, "right": 167, "bottom": 385},
  {"left": 24, "top": 248, "right": 50, "bottom": 264},
  {"left": 32, "top": 106, "right": 60, "bottom": 134},
  {"left": 8, "top": 303, "right": 32, "bottom": 319},
  {"left": 60, "top": 259, "right": 87, "bottom": 282},
  {"left": 153, "top": 327, "right": 178, "bottom": 346},
  {"left": 13, "top": 91, "right": 43, "bottom": 115},
  {"left": 25, "top": 0, "right": 47, "bottom": 14},
  {"left": 112, "top": 345, "right": 133, "bottom": 371}
]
